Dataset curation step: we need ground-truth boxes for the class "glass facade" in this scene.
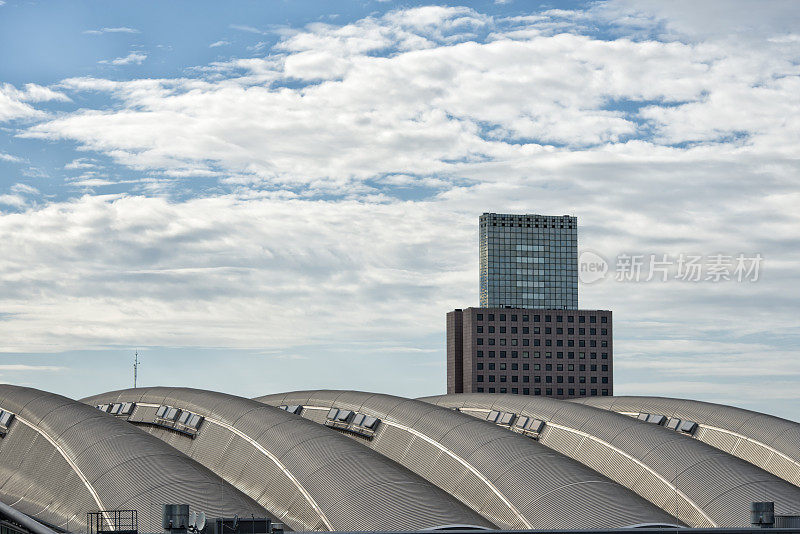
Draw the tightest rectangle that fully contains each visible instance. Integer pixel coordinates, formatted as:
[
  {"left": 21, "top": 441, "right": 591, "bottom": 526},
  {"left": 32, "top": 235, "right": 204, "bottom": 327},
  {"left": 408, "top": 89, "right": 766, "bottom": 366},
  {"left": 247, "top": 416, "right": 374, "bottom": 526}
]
[{"left": 479, "top": 213, "right": 578, "bottom": 309}]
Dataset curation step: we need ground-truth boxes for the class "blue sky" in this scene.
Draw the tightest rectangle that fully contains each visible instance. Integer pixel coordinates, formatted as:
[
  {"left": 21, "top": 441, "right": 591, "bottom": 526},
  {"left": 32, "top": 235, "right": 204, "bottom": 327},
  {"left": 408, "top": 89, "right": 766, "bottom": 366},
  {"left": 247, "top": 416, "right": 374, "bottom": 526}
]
[{"left": 1, "top": 0, "right": 799, "bottom": 419}]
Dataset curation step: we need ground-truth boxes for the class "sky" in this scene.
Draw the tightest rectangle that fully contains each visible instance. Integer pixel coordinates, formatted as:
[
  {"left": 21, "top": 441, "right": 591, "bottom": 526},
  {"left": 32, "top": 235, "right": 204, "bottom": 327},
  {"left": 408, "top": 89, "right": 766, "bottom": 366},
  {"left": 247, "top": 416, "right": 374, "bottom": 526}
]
[{"left": 0, "top": 0, "right": 798, "bottom": 419}]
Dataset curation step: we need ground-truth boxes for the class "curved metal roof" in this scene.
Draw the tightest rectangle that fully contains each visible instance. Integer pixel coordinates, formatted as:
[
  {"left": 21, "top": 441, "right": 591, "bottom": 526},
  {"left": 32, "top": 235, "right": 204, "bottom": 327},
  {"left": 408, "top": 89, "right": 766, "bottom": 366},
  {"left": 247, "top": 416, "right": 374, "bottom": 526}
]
[
  {"left": 421, "top": 393, "right": 800, "bottom": 527},
  {"left": 255, "top": 390, "right": 680, "bottom": 530},
  {"left": 574, "top": 396, "right": 800, "bottom": 489},
  {"left": 0, "top": 385, "right": 269, "bottom": 534},
  {"left": 83, "top": 387, "right": 493, "bottom": 532}
]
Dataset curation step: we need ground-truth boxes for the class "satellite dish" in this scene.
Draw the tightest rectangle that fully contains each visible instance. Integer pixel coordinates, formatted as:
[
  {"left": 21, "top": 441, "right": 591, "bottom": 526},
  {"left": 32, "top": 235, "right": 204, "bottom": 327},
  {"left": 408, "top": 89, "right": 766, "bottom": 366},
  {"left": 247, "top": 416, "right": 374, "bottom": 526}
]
[
  {"left": 189, "top": 511, "right": 197, "bottom": 529},
  {"left": 196, "top": 512, "right": 206, "bottom": 531}
]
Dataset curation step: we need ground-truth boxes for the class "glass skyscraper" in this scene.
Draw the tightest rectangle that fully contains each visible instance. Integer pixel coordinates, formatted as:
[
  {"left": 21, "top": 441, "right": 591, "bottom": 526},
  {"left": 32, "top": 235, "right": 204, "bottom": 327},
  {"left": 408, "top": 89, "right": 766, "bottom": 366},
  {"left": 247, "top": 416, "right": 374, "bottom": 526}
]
[{"left": 479, "top": 212, "right": 578, "bottom": 309}]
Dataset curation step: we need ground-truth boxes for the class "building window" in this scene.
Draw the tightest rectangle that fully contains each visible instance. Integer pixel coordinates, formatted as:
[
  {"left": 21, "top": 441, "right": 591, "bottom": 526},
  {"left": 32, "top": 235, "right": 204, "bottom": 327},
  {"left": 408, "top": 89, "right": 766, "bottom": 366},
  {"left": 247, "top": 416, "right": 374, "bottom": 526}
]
[
  {"left": 545, "top": 327, "right": 552, "bottom": 334},
  {"left": 568, "top": 364, "right": 574, "bottom": 371},
  {"left": 477, "top": 350, "right": 483, "bottom": 357},
  {"left": 579, "top": 376, "right": 586, "bottom": 383},
  {"left": 523, "top": 315, "right": 530, "bottom": 322},
  {"left": 579, "top": 316, "right": 585, "bottom": 323},
  {"left": 477, "top": 325, "right": 483, "bottom": 333},
  {"left": 488, "top": 363, "right": 495, "bottom": 370},
  {"left": 477, "top": 375, "right": 484, "bottom": 382},
  {"left": 534, "top": 363, "right": 540, "bottom": 370},
  {"left": 511, "top": 315, "right": 517, "bottom": 321},
  {"left": 511, "top": 363, "right": 518, "bottom": 370},
  {"left": 546, "top": 388, "right": 552, "bottom": 395},
  {"left": 568, "top": 316, "right": 574, "bottom": 323},
  {"left": 511, "top": 339, "right": 518, "bottom": 346},
  {"left": 523, "top": 339, "right": 530, "bottom": 346},
  {"left": 534, "top": 327, "right": 540, "bottom": 334},
  {"left": 534, "top": 351, "right": 540, "bottom": 358},
  {"left": 534, "top": 376, "right": 541, "bottom": 383},
  {"left": 489, "top": 388, "right": 495, "bottom": 393},
  {"left": 500, "top": 314, "right": 506, "bottom": 321},
  {"left": 545, "top": 315, "right": 551, "bottom": 322},
  {"left": 601, "top": 340, "right": 608, "bottom": 347},
  {"left": 489, "top": 326, "right": 495, "bottom": 333},
  {"left": 489, "top": 339, "right": 496, "bottom": 345},
  {"left": 545, "top": 340, "right": 552, "bottom": 346},
  {"left": 500, "top": 326, "right": 506, "bottom": 334},
  {"left": 601, "top": 316, "right": 608, "bottom": 323},
  {"left": 602, "top": 389, "right": 609, "bottom": 395},
  {"left": 556, "top": 340, "right": 563, "bottom": 347},
  {"left": 512, "top": 388, "right": 519, "bottom": 394},
  {"left": 523, "top": 351, "right": 530, "bottom": 358},
  {"left": 489, "top": 375, "right": 495, "bottom": 382},
  {"left": 590, "top": 317, "right": 597, "bottom": 323},
  {"left": 523, "top": 376, "right": 530, "bottom": 382},
  {"left": 500, "top": 388, "right": 507, "bottom": 393},
  {"left": 601, "top": 328, "right": 607, "bottom": 335},
  {"left": 602, "top": 377, "right": 609, "bottom": 383},
  {"left": 534, "top": 315, "right": 540, "bottom": 322},
  {"left": 477, "top": 387, "right": 484, "bottom": 392},
  {"left": 557, "top": 388, "right": 564, "bottom": 395},
  {"left": 568, "top": 376, "right": 574, "bottom": 383},
  {"left": 488, "top": 314, "right": 495, "bottom": 321},
  {"left": 545, "top": 352, "right": 552, "bottom": 358},
  {"left": 477, "top": 338, "right": 484, "bottom": 345},
  {"left": 477, "top": 363, "right": 484, "bottom": 370},
  {"left": 477, "top": 313, "right": 484, "bottom": 321},
  {"left": 499, "top": 363, "right": 506, "bottom": 370},
  {"left": 534, "top": 388, "right": 541, "bottom": 395},
  {"left": 511, "top": 327, "right": 517, "bottom": 334},
  {"left": 512, "top": 375, "right": 518, "bottom": 383},
  {"left": 602, "top": 353, "right": 608, "bottom": 359},
  {"left": 580, "top": 389, "right": 586, "bottom": 395},
  {"left": 523, "top": 388, "right": 530, "bottom": 395},
  {"left": 488, "top": 351, "right": 495, "bottom": 357},
  {"left": 499, "top": 351, "right": 507, "bottom": 358},
  {"left": 500, "top": 375, "right": 507, "bottom": 382},
  {"left": 523, "top": 327, "right": 530, "bottom": 334},
  {"left": 579, "top": 328, "right": 585, "bottom": 335},
  {"left": 602, "top": 364, "right": 608, "bottom": 371}
]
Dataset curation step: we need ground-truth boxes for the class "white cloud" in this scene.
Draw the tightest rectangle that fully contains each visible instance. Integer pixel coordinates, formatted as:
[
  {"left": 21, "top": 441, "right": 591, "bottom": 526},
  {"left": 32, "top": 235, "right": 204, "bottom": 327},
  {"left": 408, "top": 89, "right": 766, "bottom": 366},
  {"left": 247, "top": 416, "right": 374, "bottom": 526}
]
[
  {"left": 2, "top": 3, "right": 799, "bottom": 416},
  {"left": 0, "top": 153, "right": 23, "bottom": 163},
  {"left": 0, "top": 364, "right": 64, "bottom": 372},
  {"left": 0, "top": 83, "right": 68, "bottom": 121},
  {"left": 209, "top": 40, "right": 231, "bottom": 48},
  {"left": 0, "top": 194, "right": 26, "bottom": 208},
  {"left": 23, "top": 7, "right": 800, "bottom": 191},
  {"left": 99, "top": 51, "right": 148, "bottom": 66},
  {"left": 10, "top": 183, "right": 39, "bottom": 195},
  {"left": 84, "top": 27, "right": 140, "bottom": 35},
  {"left": 230, "top": 24, "right": 267, "bottom": 35}
]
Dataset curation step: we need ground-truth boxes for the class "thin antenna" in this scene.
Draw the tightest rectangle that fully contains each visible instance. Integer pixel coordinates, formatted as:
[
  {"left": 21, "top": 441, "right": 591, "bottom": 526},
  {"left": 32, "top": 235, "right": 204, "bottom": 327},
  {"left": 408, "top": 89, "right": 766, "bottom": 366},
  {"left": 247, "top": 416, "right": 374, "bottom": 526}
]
[{"left": 133, "top": 350, "right": 139, "bottom": 388}]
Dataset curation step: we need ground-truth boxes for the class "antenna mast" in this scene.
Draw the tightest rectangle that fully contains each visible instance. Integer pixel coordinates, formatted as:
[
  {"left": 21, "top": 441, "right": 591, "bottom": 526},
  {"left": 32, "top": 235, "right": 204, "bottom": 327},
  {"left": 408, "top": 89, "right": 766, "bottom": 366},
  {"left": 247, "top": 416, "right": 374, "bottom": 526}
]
[{"left": 133, "top": 350, "right": 139, "bottom": 388}]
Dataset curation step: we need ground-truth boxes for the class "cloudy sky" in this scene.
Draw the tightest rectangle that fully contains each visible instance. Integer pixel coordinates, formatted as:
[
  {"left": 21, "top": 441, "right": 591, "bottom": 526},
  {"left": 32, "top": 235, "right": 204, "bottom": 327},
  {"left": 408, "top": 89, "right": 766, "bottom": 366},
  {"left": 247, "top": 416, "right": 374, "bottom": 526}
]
[{"left": 1, "top": 0, "right": 798, "bottom": 418}]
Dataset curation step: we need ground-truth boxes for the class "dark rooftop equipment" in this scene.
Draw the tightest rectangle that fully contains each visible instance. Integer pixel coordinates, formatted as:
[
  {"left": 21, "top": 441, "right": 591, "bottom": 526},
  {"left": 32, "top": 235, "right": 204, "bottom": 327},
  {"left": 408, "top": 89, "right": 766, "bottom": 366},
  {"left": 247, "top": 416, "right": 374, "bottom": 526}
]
[
  {"left": 87, "top": 510, "right": 137, "bottom": 534},
  {"left": 163, "top": 505, "right": 190, "bottom": 532},
  {"left": 751, "top": 502, "right": 774, "bottom": 528}
]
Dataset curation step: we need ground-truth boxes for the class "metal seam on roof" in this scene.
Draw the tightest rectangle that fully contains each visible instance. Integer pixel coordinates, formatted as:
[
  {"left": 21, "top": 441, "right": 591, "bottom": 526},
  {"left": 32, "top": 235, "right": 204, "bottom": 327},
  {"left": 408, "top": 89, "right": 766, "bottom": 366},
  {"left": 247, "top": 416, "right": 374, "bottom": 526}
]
[
  {"left": 14, "top": 415, "right": 113, "bottom": 530},
  {"left": 136, "top": 402, "right": 333, "bottom": 530},
  {"left": 463, "top": 407, "right": 716, "bottom": 527},
  {"left": 301, "top": 405, "right": 531, "bottom": 528}
]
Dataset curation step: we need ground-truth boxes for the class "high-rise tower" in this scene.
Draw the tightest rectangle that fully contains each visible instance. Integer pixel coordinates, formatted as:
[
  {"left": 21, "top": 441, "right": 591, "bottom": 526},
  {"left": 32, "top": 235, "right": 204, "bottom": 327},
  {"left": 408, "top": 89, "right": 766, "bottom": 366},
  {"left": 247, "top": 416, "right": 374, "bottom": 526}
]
[{"left": 479, "top": 213, "right": 578, "bottom": 309}]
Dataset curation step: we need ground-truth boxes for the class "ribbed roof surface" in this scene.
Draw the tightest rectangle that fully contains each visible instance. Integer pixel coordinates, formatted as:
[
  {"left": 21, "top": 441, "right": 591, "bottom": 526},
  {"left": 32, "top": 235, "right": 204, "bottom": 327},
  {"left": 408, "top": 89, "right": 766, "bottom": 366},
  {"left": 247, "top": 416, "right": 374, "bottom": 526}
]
[
  {"left": 422, "top": 393, "right": 800, "bottom": 527},
  {"left": 574, "top": 396, "right": 800, "bottom": 488},
  {"left": 255, "top": 390, "right": 679, "bottom": 530},
  {"left": 0, "top": 385, "right": 269, "bottom": 533},
  {"left": 83, "top": 387, "right": 493, "bottom": 532}
]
